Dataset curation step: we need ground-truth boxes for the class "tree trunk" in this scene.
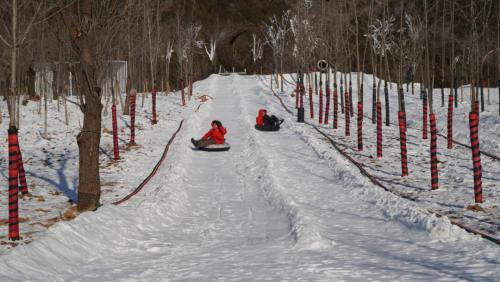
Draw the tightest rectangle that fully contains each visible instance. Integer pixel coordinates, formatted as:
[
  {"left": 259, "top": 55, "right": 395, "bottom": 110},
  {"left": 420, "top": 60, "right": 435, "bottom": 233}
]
[
  {"left": 124, "top": 75, "right": 131, "bottom": 115},
  {"left": 27, "top": 66, "right": 36, "bottom": 99},
  {"left": 51, "top": 61, "right": 59, "bottom": 100},
  {"left": 60, "top": 0, "right": 103, "bottom": 211}
]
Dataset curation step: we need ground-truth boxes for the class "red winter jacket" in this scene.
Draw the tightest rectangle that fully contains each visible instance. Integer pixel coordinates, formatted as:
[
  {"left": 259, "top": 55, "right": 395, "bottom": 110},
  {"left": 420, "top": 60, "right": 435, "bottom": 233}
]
[
  {"left": 256, "top": 109, "right": 267, "bottom": 125},
  {"left": 202, "top": 120, "right": 227, "bottom": 144}
]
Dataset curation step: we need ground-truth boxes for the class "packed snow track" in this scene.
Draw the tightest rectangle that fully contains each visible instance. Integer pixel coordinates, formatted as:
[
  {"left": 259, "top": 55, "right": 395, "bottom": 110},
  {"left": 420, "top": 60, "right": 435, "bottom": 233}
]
[{"left": 1, "top": 74, "right": 499, "bottom": 281}]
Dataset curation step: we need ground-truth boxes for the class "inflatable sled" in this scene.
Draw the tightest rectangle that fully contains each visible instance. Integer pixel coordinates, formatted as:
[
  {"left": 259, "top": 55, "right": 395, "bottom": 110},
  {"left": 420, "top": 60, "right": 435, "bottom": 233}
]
[
  {"left": 254, "top": 124, "right": 280, "bottom": 131},
  {"left": 198, "top": 143, "right": 231, "bottom": 152}
]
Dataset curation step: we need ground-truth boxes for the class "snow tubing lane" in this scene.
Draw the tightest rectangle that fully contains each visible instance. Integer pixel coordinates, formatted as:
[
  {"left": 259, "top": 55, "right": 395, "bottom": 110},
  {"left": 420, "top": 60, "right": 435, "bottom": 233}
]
[
  {"left": 94, "top": 119, "right": 184, "bottom": 211},
  {"left": 260, "top": 76, "right": 500, "bottom": 246},
  {"left": 198, "top": 143, "right": 231, "bottom": 152},
  {"left": 255, "top": 124, "right": 280, "bottom": 131}
]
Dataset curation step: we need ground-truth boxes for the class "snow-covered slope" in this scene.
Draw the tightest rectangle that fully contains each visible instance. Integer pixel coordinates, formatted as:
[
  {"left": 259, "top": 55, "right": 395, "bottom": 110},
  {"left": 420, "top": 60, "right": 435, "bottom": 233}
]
[{"left": 0, "top": 74, "right": 499, "bottom": 281}]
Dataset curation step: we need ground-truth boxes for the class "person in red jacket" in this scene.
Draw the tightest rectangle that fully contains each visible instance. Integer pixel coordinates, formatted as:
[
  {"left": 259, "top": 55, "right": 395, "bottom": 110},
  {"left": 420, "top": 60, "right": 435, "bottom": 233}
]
[
  {"left": 256, "top": 109, "right": 284, "bottom": 126},
  {"left": 191, "top": 120, "right": 227, "bottom": 148}
]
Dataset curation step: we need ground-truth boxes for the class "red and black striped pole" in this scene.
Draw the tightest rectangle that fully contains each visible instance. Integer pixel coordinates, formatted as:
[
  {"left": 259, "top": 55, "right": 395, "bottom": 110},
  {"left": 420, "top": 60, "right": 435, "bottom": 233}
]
[
  {"left": 469, "top": 112, "right": 482, "bottom": 202},
  {"left": 112, "top": 105, "right": 119, "bottom": 160},
  {"left": 423, "top": 90, "right": 428, "bottom": 139},
  {"left": 333, "top": 84, "right": 338, "bottom": 129},
  {"left": 300, "top": 79, "right": 305, "bottom": 108},
  {"left": 17, "top": 145, "right": 28, "bottom": 194},
  {"left": 309, "top": 82, "right": 314, "bottom": 119},
  {"left": 398, "top": 111, "right": 409, "bottom": 176},
  {"left": 324, "top": 84, "right": 330, "bottom": 124},
  {"left": 447, "top": 93, "right": 454, "bottom": 149},
  {"left": 130, "top": 92, "right": 136, "bottom": 143},
  {"left": 430, "top": 114, "right": 438, "bottom": 190},
  {"left": 181, "top": 80, "right": 186, "bottom": 106},
  {"left": 8, "top": 127, "right": 20, "bottom": 241},
  {"left": 345, "top": 92, "right": 350, "bottom": 136},
  {"left": 400, "top": 88, "right": 406, "bottom": 128},
  {"left": 319, "top": 80, "right": 324, "bottom": 124},
  {"left": 152, "top": 88, "right": 157, "bottom": 124},
  {"left": 357, "top": 102, "right": 363, "bottom": 151},
  {"left": 377, "top": 102, "right": 382, "bottom": 158}
]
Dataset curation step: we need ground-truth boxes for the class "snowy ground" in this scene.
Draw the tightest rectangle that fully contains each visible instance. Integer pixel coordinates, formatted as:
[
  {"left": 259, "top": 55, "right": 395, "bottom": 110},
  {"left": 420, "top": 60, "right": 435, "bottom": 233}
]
[{"left": 0, "top": 74, "right": 499, "bottom": 281}]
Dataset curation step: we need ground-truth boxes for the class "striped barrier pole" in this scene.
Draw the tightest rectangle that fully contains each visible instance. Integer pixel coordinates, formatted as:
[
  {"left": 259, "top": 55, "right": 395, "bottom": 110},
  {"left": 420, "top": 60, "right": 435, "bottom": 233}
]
[
  {"left": 319, "top": 80, "right": 324, "bottom": 124},
  {"left": 152, "top": 88, "right": 157, "bottom": 124},
  {"left": 384, "top": 80, "right": 389, "bottom": 126},
  {"left": 498, "top": 80, "right": 500, "bottom": 115},
  {"left": 447, "top": 94, "right": 454, "bottom": 149},
  {"left": 345, "top": 92, "right": 350, "bottom": 136},
  {"left": 17, "top": 145, "right": 28, "bottom": 194},
  {"left": 423, "top": 91, "right": 428, "bottom": 139},
  {"left": 324, "top": 85, "right": 330, "bottom": 124},
  {"left": 300, "top": 79, "right": 304, "bottom": 108},
  {"left": 333, "top": 85, "right": 338, "bottom": 129},
  {"left": 400, "top": 88, "right": 407, "bottom": 129},
  {"left": 469, "top": 112, "right": 482, "bottom": 203},
  {"left": 372, "top": 83, "right": 376, "bottom": 124},
  {"left": 357, "top": 102, "right": 363, "bottom": 151},
  {"left": 130, "top": 92, "right": 136, "bottom": 143},
  {"left": 398, "top": 111, "right": 409, "bottom": 176},
  {"left": 454, "top": 77, "right": 458, "bottom": 108},
  {"left": 377, "top": 102, "right": 382, "bottom": 158},
  {"left": 112, "top": 105, "right": 119, "bottom": 160},
  {"left": 309, "top": 84, "right": 314, "bottom": 119},
  {"left": 430, "top": 114, "right": 438, "bottom": 190},
  {"left": 181, "top": 80, "right": 186, "bottom": 106},
  {"left": 8, "top": 127, "right": 20, "bottom": 241}
]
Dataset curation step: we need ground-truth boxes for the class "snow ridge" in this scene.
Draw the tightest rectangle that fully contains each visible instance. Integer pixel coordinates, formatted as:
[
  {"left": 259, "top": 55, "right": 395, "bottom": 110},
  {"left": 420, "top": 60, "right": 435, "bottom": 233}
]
[
  {"left": 256, "top": 75, "right": 479, "bottom": 243},
  {"left": 232, "top": 75, "right": 332, "bottom": 250}
]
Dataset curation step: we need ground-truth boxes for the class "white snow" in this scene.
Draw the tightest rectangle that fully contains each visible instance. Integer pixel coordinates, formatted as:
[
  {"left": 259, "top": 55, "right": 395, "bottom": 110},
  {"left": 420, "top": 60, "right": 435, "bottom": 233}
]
[{"left": 0, "top": 73, "right": 500, "bottom": 281}]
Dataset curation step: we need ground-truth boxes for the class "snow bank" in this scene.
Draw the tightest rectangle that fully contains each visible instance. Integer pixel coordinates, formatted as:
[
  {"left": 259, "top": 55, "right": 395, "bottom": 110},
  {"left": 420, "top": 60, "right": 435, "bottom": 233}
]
[{"left": 256, "top": 74, "right": 479, "bottom": 243}]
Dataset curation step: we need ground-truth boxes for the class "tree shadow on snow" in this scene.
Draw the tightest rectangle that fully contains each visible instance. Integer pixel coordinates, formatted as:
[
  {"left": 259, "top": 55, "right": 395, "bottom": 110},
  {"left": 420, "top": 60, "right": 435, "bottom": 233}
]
[{"left": 25, "top": 150, "right": 78, "bottom": 201}]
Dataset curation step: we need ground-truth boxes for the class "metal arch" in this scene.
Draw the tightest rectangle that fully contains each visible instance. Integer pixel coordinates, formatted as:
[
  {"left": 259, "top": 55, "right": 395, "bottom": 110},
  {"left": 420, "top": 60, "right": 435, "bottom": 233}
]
[{"left": 216, "top": 23, "right": 266, "bottom": 74}]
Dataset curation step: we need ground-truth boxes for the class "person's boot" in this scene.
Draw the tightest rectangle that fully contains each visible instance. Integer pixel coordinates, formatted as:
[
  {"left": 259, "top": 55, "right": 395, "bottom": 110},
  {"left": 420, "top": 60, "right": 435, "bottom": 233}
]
[
  {"left": 191, "top": 138, "right": 198, "bottom": 147},
  {"left": 277, "top": 119, "right": 284, "bottom": 126}
]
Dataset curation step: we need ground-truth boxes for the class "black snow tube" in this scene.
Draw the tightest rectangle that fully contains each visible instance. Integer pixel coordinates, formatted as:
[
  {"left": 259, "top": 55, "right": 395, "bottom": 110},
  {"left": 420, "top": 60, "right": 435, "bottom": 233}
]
[
  {"left": 198, "top": 143, "right": 231, "bottom": 152},
  {"left": 254, "top": 124, "right": 280, "bottom": 131}
]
